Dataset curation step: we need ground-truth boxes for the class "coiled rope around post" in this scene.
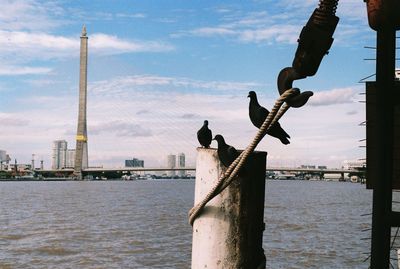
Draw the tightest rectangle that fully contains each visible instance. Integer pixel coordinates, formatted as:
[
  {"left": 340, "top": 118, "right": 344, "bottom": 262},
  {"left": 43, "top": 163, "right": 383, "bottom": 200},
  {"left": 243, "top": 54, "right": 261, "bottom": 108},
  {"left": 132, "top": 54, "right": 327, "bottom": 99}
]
[{"left": 188, "top": 88, "right": 298, "bottom": 226}]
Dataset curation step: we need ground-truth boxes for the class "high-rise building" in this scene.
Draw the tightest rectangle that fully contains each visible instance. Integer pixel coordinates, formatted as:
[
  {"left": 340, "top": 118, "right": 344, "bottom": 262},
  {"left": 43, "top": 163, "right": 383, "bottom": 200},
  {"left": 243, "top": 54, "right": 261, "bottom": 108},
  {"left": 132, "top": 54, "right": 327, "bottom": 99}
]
[
  {"left": 167, "top": 154, "right": 176, "bottom": 177},
  {"left": 66, "top": 149, "right": 76, "bottom": 168},
  {"left": 125, "top": 158, "right": 144, "bottom": 167},
  {"left": 0, "top": 150, "right": 6, "bottom": 162},
  {"left": 178, "top": 153, "right": 185, "bottom": 177},
  {"left": 52, "top": 140, "right": 68, "bottom": 169},
  {"left": 0, "top": 150, "right": 6, "bottom": 170}
]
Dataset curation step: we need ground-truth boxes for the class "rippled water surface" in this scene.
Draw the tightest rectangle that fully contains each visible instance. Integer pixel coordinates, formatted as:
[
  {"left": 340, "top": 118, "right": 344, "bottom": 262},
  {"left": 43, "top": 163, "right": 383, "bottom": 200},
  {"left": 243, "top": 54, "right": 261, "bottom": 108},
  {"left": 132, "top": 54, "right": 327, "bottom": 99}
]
[{"left": 0, "top": 180, "right": 374, "bottom": 268}]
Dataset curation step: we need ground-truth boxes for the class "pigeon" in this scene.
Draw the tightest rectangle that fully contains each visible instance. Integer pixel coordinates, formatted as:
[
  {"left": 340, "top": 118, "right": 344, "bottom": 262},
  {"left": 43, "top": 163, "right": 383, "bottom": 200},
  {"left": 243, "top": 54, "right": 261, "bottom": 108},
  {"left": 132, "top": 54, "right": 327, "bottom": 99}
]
[
  {"left": 213, "top": 134, "right": 239, "bottom": 168},
  {"left": 197, "top": 120, "right": 212, "bottom": 148},
  {"left": 248, "top": 91, "right": 290, "bottom": 145}
]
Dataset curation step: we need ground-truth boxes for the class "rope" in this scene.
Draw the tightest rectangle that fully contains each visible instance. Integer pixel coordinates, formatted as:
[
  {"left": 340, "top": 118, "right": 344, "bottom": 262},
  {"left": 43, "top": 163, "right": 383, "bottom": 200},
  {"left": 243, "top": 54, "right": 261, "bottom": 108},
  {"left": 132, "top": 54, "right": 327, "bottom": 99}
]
[{"left": 188, "top": 88, "right": 297, "bottom": 226}]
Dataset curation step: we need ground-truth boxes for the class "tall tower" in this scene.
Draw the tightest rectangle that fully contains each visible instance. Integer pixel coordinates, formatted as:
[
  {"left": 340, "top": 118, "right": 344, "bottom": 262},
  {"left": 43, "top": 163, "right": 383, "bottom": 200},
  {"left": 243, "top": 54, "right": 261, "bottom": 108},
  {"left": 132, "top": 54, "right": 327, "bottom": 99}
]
[
  {"left": 178, "top": 153, "right": 185, "bottom": 177},
  {"left": 167, "top": 154, "right": 176, "bottom": 177},
  {"left": 52, "top": 140, "right": 67, "bottom": 169},
  {"left": 74, "top": 25, "right": 89, "bottom": 179}
]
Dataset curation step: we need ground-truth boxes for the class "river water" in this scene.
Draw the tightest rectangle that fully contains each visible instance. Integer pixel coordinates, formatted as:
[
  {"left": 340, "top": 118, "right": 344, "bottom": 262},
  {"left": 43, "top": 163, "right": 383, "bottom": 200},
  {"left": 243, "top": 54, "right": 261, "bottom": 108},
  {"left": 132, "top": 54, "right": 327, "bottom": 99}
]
[{"left": 0, "top": 179, "right": 385, "bottom": 268}]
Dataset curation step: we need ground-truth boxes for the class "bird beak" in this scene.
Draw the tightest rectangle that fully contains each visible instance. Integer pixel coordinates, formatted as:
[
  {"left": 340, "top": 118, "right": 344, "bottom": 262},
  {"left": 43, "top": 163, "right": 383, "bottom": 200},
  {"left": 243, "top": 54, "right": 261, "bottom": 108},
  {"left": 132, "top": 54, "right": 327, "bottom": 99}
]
[{"left": 247, "top": 94, "right": 250, "bottom": 98}]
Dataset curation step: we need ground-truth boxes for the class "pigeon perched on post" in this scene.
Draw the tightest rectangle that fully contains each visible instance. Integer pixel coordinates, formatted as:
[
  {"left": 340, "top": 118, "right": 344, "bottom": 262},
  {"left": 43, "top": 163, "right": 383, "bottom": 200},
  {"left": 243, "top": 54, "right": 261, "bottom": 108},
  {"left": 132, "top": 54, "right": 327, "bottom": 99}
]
[
  {"left": 197, "top": 120, "right": 212, "bottom": 148},
  {"left": 248, "top": 91, "right": 290, "bottom": 145},
  {"left": 213, "top": 134, "right": 239, "bottom": 168}
]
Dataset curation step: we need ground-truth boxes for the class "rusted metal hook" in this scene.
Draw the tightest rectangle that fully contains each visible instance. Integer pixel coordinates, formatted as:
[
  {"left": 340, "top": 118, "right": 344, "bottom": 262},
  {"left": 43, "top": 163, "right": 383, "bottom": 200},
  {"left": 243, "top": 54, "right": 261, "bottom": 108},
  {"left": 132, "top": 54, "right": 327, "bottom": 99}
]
[
  {"left": 276, "top": 0, "right": 340, "bottom": 108},
  {"left": 277, "top": 67, "right": 313, "bottom": 108}
]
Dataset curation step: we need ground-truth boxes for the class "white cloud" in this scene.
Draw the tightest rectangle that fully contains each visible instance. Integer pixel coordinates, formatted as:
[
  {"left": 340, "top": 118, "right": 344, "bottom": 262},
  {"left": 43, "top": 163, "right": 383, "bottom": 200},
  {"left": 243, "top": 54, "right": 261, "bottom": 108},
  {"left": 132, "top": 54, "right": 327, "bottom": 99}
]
[
  {"left": 25, "top": 79, "right": 65, "bottom": 87},
  {"left": 188, "top": 23, "right": 300, "bottom": 45},
  {"left": 238, "top": 25, "right": 300, "bottom": 44},
  {"left": 0, "top": 74, "right": 262, "bottom": 167},
  {"left": 277, "top": 0, "right": 316, "bottom": 8},
  {"left": 1, "top": 68, "right": 365, "bottom": 169},
  {"left": 0, "top": 65, "right": 52, "bottom": 75},
  {"left": 180, "top": 8, "right": 301, "bottom": 44},
  {"left": 309, "top": 87, "right": 357, "bottom": 106},
  {"left": 89, "top": 121, "right": 152, "bottom": 137},
  {"left": 116, "top": 13, "right": 147, "bottom": 19},
  {"left": 90, "top": 34, "right": 174, "bottom": 54},
  {"left": 346, "top": 110, "right": 358, "bottom": 116},
  {"left": 277, "top": 0, "right": 365, "bottom": 19},
  {"left": 76, "top": 79, "right": 365, "bottom": 168},
  {"left": 0, "top": 114, "right": 29, "bottom": 126},
  {"left": 89, "top": 75, "right": 261, "bottom": 96},
  {"left": 232, "top": 11, "right": 272, "bottom": 27},
  {"left": 182, "top": 1, "right": 369, "bottom": 46},
  {"left": 190, "top": 27, "right": 236, "bottom": 37},
  {"left": 0, "top": 31, "right": 174, "bottom": 61},
  {"left": 334, "top": 0, "right": 366, "bottom": 22},
  {"left": 1, "top": 78, "right": 365, "bottom": 169},
  {"left": 0, "top": 0, "right": 65, "bottom": 31},
  {"left": 0, "top": 30, "right": 77, "bottom": 59},
  {"left": 0, "top": 0, "right": 367, "bottom": 169}
]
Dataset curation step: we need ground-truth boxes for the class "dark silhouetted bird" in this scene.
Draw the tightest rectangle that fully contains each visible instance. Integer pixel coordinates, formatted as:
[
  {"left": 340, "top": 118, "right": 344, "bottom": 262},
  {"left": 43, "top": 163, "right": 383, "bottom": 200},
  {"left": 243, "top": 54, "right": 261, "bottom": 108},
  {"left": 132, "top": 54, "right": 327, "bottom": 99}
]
[
  {"left": 213, "top": 134, "right": 239, "bottom": 168},
  {"left": 197, "top": 120, "right": 212, "bottom": 148},
  {"left": 248, "top": 91, "right": 290, "bottom": 145}
]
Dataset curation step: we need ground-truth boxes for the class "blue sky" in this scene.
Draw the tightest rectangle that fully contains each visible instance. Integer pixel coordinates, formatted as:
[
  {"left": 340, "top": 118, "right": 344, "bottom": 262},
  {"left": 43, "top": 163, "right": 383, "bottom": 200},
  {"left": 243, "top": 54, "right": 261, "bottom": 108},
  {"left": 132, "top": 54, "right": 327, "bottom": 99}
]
[{"left": 0, "top": 0, "right": 382, "bottom": 168}]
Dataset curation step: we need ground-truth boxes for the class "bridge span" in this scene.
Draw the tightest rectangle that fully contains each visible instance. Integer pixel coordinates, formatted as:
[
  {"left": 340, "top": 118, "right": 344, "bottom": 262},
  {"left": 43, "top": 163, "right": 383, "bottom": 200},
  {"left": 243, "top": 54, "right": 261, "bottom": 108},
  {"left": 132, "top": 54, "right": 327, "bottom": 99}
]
[{"left": 37, "top": 167, "right": 362, "bottom": 175}]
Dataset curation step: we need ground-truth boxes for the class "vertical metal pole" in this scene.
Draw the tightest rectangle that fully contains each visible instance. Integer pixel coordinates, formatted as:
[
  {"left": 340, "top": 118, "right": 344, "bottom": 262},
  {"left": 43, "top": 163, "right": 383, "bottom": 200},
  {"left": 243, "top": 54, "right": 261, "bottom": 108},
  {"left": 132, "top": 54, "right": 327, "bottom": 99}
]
[
  {"left": 370, "top": 27, "right": 396, "bottom": 268},
  {"left": 31, "top": 153, "right": 35, "bottom": 171}
]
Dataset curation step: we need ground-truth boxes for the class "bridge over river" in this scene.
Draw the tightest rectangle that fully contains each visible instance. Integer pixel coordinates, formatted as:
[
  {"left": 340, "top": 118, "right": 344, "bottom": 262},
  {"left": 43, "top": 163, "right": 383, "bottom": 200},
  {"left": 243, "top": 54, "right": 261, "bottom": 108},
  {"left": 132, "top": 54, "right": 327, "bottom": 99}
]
[{"left": 32, "top": 166, "right": 363, "bottom": 180}]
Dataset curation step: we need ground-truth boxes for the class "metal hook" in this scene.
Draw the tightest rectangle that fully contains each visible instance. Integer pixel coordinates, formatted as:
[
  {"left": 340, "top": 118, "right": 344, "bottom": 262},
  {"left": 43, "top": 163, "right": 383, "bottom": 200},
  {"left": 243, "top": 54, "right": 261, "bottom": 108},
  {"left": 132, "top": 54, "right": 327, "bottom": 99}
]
[
  {"left": 276, "top": 0, "right": 340, "bottom": 108},
  {"left": 277, "top": 67, "right": 313, "bottom": 108}
]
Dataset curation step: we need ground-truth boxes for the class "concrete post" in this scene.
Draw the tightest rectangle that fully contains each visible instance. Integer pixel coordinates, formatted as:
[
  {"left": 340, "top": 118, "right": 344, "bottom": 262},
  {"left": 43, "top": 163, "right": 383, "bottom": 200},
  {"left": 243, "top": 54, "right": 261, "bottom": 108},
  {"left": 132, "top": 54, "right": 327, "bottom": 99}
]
[{"left": 191, "top": 148, "right": 267, "bottom": 269}]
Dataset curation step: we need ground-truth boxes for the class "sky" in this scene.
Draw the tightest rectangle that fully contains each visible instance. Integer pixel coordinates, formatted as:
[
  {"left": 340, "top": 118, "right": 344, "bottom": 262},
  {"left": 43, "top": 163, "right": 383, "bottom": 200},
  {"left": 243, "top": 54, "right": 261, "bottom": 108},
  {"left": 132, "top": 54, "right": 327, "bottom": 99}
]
[{"left": 0, "top": 0, "right": 386, "bottom": 169}]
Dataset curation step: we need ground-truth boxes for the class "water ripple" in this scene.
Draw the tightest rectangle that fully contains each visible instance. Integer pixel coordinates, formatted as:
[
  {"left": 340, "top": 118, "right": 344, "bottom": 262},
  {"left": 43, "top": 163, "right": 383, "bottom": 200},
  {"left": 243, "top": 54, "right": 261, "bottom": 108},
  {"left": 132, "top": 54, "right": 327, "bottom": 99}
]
[{"left": 0, "top": 180, "right": 372, "bottom": 268}]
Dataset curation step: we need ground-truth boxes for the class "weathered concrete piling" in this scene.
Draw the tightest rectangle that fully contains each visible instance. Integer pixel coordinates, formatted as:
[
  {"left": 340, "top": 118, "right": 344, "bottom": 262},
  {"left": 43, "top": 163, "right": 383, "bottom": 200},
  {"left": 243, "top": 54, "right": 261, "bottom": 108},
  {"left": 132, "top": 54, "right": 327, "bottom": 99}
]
[{"left": 191, "top": 147, "right": 267, "bottom": 269}]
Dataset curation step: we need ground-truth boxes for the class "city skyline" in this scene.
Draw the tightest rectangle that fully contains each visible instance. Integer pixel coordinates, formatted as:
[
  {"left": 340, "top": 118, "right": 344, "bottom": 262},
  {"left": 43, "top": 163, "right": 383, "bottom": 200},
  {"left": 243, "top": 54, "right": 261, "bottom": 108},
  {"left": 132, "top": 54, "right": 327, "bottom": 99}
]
[{"left": 0, "top": 1, "right": 381, "bottom": 168}]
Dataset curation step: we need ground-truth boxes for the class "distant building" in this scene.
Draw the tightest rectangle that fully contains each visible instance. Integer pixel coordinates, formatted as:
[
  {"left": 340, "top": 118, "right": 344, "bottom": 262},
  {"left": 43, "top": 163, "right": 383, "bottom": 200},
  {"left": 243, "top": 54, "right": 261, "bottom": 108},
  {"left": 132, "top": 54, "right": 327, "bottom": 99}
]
[
  {"left": 0, "top": 150, "right": 6, "bottom": 161},
  {"left": 52, "top": 140, "right": 68, "bottom": 169},
  {"left": 10, "top": 163, "right": 32, "bottom": 172},
  {"left": 0, "top": 151, "right": 9, "bottom": 170},
  {"left": 301, "top": 165, "right": 316, "bottom": 169},
  {"left": 125, "top": 158, "right": 144, "bottom": 168},
  {"left": 66, "top": 149, "right": 76, "bottom": 168},
  {"left": 317, "top": 166, "right": 327, "bottom": 170},
  {"left": 0, "top": 150, "right": 8, "bottom": 170},
  {"left": 342, "top": 160, "right": 366, "bottom": 170},
  {"left": 167, "top": 154, "right": 176, "bottom": 177},
  {"left": 178, "top": 153, "right": 185, "bottom": 177}
]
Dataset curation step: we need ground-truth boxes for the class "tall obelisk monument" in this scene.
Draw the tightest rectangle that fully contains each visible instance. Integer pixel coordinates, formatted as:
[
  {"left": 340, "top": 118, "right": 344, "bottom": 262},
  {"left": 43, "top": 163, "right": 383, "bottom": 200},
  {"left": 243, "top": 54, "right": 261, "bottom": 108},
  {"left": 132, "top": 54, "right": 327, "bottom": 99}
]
[{"left": 74, "top": 25, "right": 89, "bottom": 179}]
